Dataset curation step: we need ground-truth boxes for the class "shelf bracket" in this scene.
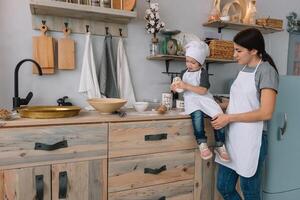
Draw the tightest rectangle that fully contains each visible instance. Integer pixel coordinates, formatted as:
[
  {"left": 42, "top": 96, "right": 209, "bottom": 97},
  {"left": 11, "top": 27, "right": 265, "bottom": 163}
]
[
  {"left": 165, "top": 60, "right": 170, "bottom": 73},
  {"left": 218, "top": 27, "right": 223, "bottom": 33},
  {"left": 217, "top": 22, "right": 228, "bottom": 33}
]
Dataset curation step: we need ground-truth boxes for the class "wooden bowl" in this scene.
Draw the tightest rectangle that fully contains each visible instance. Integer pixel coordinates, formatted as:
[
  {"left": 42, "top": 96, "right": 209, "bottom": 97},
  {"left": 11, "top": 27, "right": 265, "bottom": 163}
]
[{"left": 87, "top": 98, "right": 127, "bottom": 114}]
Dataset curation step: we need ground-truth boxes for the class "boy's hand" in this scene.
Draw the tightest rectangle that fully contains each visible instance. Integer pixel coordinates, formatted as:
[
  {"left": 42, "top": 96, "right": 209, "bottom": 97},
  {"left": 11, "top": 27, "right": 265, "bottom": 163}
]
[
  {"left": 170, "top": 83, "right": 177, "bottom": 92},
  {"left": 173, "top": 80, "right": 186, "bottom": 90}
]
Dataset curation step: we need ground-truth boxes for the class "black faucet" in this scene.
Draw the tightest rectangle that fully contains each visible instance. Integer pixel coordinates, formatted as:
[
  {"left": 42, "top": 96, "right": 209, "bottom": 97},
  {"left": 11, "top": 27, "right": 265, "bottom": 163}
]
[
  {"left": 57, "top": 96, "right": 73, "bottom": 106},
  {"left": 13, "top": 59, "right": 42, "bottom": 110}
]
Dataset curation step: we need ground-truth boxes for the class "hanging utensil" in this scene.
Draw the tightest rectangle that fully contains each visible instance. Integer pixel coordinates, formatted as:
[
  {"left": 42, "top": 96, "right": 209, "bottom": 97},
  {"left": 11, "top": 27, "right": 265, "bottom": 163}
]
[
  {"left": 32, "top": 20, "right": 55, "bottom": 74},
  {"left": 58, "top": 23, "right": 75, "bottom": 70}
]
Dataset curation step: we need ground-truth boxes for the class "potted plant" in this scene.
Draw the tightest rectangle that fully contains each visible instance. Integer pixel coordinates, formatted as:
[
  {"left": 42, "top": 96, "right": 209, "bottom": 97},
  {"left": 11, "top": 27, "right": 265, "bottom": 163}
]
[{"left": 145, "top": 0, "right": 165, "bottom": 55}]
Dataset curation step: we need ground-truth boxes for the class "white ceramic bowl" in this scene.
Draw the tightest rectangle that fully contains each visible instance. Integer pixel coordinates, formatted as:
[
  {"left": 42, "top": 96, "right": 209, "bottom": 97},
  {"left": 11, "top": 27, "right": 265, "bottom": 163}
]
[
  {"left": 87, "top": 98, "right": 127, "bottom": 114},
  {"left": 134, "top": 102, "right": 149, "bottom": 112}
]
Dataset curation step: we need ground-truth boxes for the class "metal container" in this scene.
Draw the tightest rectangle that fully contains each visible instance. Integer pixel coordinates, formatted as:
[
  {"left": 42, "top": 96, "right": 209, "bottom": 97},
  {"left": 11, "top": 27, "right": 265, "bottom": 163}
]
[{"left": 18, "top": 106, "right": 81, "bottom": 119}]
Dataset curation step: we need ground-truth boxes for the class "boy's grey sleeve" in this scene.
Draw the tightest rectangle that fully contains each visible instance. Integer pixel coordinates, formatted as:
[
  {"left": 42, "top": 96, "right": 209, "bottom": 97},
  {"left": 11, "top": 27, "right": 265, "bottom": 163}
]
[{"left": 200, "top": 69, "right": 210, "bottom": 89}]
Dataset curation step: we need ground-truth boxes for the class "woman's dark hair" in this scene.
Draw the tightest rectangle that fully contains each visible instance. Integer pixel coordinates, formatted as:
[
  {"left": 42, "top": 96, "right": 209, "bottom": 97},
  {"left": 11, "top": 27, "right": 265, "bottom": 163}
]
[{"left": 233, "top": 28, "right": 278, "bottom": 73}]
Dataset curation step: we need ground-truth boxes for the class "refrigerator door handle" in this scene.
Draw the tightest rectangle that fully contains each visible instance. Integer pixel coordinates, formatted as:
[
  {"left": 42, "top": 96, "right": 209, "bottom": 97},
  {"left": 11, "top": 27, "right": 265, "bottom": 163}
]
[{"left": 278, "top": 113, "right": 288, "bottom": 140}]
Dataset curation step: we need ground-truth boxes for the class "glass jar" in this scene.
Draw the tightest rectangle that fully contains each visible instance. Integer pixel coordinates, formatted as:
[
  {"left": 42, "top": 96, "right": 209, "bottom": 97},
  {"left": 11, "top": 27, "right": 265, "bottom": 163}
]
[
  {"left": 150, "top": 42, "right": 159, "bottom": 56},
  {"left": 91, "top": 0, "right": 100, "bottom": 6},
  {"left": 100, "top": 0, "right": 111, "bottom": 8}
]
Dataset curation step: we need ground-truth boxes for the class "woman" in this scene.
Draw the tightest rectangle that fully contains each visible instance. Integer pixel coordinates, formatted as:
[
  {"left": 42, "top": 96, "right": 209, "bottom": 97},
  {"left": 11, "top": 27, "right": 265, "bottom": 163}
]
[{"left": 212, "top": 28, "right": 279, "bottom": 200}]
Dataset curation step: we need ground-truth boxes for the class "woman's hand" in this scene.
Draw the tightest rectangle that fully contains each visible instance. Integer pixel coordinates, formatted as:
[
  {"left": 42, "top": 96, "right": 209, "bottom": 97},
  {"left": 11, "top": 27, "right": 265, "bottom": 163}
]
[
  {"left": 211, "top": 114, "right": 230, "bottom": 129},
  {"left": 218, "top": 98, "right": 229, "bottom": 110}
]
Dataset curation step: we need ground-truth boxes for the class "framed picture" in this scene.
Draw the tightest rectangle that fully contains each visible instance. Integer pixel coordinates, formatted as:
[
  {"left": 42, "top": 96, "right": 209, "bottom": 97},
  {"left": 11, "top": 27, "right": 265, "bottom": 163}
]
[{"left": 287, "top": 32, "right": 300, "bottom": 75}]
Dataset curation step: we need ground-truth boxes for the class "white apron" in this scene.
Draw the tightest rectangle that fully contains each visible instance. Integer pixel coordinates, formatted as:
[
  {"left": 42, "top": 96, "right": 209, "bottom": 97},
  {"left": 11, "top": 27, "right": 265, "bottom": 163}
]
[
  {"left": 216, "top": 60, "right": 264, "bottom": 177},
  {"left": 183, "top": 69, "right": 223, "bottom": 117}
]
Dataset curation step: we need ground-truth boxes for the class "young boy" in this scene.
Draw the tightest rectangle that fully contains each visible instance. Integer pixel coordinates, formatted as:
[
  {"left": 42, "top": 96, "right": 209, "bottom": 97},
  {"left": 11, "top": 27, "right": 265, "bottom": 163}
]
[{"left": 171, "top": 41, "right": 230, "bottom": 161}]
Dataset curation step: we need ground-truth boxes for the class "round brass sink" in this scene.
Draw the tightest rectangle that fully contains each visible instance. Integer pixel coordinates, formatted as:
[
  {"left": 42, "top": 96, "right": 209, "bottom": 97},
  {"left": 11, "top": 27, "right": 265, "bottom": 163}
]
[{"left": 18, "top": 106, "right": 81, "bottom": 119}]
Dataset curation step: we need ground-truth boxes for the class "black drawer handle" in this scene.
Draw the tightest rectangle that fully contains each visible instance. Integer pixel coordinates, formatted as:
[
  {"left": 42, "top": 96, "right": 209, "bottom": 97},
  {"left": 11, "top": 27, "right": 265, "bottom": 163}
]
[
  {"left": 35, "top": 175, "right": 44, "bottom": 200},
  {"left": 158, "top": 196, "right": 166, "bottom": 200},
  {"left": 144, "top": 165, "right": 167, "bottom": 175},
  {"left": 35, "top": 140, "right": 68, "bottom": 151},
  {"left": 144, "top": 133, "right": 167, "bottom": 141},
  {"left": 59, "top": 171, "right": 68, "bottom": 199}
]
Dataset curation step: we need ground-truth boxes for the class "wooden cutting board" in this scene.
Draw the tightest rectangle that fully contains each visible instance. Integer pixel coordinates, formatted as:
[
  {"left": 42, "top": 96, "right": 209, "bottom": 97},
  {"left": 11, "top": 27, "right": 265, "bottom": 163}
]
[
  {"left": 123, "top": 0, "right": 136, "bottom": 11},
  {"left": 113, "top": 0, "right": 136, "bottom": 11},
  {"left": 113, "top": 0, "right": 122, "bottom": 9},
  {"left": 32, "top": 24, "right": 55, "bottom": 74},
  {"left": 58, "top": 27, "right": 75, "bottom": 70}
]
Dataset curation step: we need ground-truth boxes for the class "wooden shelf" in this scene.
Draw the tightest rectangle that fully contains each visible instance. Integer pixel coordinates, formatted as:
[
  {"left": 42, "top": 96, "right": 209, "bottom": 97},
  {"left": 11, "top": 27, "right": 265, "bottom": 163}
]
[
  {"left": 147, "top": 55, "right": 236, "bottom": 82},
  {"left": 30, "top": 0, "right": 137, "bottom": 24},
  {"left": 203, "top": 20, "right": 283, "bottom": 34},
  {"left": 147, "top": 55, "right": 236, "bottom": 63}
]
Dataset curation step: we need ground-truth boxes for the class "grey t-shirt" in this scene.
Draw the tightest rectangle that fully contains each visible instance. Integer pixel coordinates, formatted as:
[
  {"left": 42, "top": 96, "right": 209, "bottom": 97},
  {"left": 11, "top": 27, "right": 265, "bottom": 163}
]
[{"left": 241, "top": 61, "right": 279, "bottom": 130}]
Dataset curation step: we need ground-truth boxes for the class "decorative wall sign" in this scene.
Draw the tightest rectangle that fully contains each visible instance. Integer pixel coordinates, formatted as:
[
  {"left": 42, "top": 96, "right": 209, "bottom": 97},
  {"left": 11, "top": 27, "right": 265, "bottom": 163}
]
[{"left": 287, "top": 12, "right": 300, "bottom": 33}]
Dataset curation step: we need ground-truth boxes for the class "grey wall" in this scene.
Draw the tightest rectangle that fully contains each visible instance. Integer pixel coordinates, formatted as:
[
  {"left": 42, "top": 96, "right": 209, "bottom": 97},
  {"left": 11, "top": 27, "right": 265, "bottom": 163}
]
[{"left": 0, "top": 0, "right": 299, "bottom": 109}]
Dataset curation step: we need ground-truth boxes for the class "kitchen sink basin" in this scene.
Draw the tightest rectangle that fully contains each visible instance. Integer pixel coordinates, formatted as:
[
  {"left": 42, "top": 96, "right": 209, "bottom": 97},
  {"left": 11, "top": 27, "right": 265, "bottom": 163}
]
[{"left": 18, "top": 106, "right": 81, "bottom": 119}]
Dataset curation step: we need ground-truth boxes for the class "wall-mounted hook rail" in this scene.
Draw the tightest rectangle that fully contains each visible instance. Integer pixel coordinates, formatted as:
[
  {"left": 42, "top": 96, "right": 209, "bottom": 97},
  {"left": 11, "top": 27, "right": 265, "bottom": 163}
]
[
  {"left": 105, "top": 27, "right": 109, "bottom": 35},
  {"left": 32, "top": 15, "right": 129, "bottom": 37}
]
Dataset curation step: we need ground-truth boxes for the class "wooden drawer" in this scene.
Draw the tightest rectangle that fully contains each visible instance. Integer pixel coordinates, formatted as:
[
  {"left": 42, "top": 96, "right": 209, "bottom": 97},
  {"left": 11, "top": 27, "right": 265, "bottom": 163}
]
[
  {"left": 108, "top": 150, "right": 195, "bottom": 192},
  {"left": 109, "top": 119, "right": 196, "bottom": 158},
  {"left": 0, "top": 124, "right": 108, "bottom": 167},
  {"left": 108, "top": 180, "right": 194, "bottom": 200}
]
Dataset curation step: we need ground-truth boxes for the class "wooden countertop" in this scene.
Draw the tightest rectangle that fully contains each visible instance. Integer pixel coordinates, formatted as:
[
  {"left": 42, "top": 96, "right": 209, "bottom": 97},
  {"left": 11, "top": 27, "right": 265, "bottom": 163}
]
[{"left": 0, "top": 110, "right": 190, "bottom": 128}]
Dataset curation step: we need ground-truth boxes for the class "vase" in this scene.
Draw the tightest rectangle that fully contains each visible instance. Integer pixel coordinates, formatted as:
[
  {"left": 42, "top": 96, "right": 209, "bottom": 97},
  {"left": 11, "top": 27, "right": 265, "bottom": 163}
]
[
  {"left": 243, "top": 0, "right": 256, "bottom": 24},
  {"left": 208, "top": 0, "right": 221, "bottom": 21},
  {"left": 150, "top": 35, "right": 159, "bottom": 56},
  {"left": 150, "top": 41, "right": 159, "bottom": 56},
  {"left": 100, "top": 0, "right": 111, "bottom": 8}
]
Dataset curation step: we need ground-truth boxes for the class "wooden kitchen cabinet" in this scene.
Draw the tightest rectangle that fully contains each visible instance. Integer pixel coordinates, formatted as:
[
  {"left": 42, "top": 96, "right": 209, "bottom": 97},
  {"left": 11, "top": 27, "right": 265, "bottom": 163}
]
[
  {"left": 109, "top": 119, "right": 196, "bottom": 158},
  {"left": 0, "top": 111, "right": 225, "bottom": 200},
  {"left": 108, "top": 119, "right": 218, "bottom": 200},
  {"left": 51, "top": 159, "right": 107, "bottom": 200},
  {"left": 0, "top": 160, "right": 107, "bottom": 200},
  {"left": 0, "top": 123, "right": 108, "bottom": 200},
  {"left": 0, "top": 166, "right": 51, "bottom": 200},
  {"left": 0, "top": 124, "right": 108, "bottom": 167}
]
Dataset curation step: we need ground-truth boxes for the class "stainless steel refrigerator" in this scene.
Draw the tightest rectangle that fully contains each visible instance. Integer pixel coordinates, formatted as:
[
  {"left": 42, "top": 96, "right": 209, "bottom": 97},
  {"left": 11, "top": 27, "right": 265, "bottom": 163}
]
[{"left": 263, "top": 76, "right": 300, "bottom": 200}]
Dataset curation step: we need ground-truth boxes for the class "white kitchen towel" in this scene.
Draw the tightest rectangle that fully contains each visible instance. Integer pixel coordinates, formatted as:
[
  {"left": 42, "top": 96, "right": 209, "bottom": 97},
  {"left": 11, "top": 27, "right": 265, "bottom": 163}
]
[
  {"left": 117, "top": 38, "right": 136, "bottom": 108},
  {"left": 78, "top": 33, "right": 101, "bottom": 102}
]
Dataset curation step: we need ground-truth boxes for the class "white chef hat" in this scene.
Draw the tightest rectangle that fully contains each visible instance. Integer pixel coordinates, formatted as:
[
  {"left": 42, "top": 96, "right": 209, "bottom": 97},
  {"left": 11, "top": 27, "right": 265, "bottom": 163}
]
[{"left": 185, "top": 41, "right": 210, "bottom": 65}]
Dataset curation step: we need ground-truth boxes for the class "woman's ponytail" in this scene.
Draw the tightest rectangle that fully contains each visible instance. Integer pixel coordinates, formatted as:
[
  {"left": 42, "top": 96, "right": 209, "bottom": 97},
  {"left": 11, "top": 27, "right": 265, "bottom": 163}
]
[{"left": 262, "top": 51, "right": 278, "bottom": 73}]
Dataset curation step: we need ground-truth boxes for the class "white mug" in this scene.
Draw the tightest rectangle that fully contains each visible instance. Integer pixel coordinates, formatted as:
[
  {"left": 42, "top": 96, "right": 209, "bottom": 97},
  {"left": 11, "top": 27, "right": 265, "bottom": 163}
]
[{"left": 176, "top": 100, "right": 184, "bottom": 109}]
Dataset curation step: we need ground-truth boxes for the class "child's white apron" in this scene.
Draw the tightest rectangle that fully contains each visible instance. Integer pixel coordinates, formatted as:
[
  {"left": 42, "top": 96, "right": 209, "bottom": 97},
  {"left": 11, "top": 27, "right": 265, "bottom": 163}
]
[{"left": 183, "top": 69, "right": 223, "bottom": 117}]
